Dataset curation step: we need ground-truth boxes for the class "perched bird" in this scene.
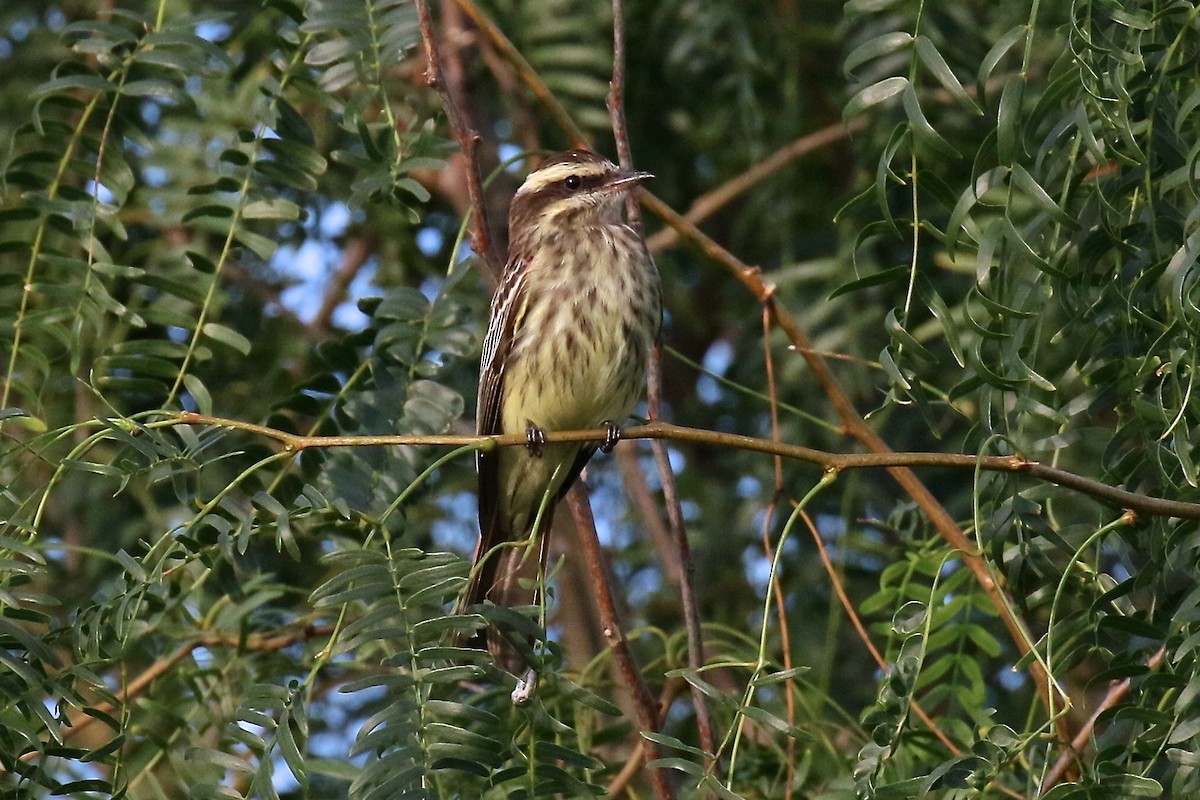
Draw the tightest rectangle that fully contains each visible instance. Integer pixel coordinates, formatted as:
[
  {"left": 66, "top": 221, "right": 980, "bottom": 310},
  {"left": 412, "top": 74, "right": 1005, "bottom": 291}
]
[{"left": 459, "top": 149, "right": 661, "bottom": 669}]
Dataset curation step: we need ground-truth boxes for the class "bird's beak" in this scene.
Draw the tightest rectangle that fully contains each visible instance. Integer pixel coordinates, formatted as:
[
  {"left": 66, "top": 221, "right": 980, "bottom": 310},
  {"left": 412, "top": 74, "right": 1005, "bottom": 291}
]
[{"left": 605, "top": 169, "right": 654, "bottom": 192}]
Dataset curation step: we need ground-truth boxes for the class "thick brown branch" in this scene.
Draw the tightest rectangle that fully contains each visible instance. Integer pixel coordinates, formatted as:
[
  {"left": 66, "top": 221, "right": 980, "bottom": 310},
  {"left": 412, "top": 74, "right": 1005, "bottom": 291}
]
[{"left": 567, "top": 484, "right": 675, "bottom": 800}]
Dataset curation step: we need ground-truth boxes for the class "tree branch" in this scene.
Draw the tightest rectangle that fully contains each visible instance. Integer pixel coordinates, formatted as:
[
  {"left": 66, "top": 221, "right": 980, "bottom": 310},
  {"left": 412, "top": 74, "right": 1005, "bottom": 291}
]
[
  {"left": 635, "top": 191, "right": 1071, "bottom": 738},
  {"left": 428, "top": 15, "right": 1053, "bottom": 719},
  {"left": 567, "top": 484, "right": 676, "bottom": 800},
  {"left": 607, "top": 0, "right": 641, "bottom": 229},
  {"left": 309, "top": 234, "right": 375, "bottom": 337},
  {"left": 415, "top": 0, "right": 502, "bottom": 273},
  {"left": 614, "top": 443, "right": 682, "bottom": 586},
  {"left": 167, "top": 413, "right": 1200, "bottom": 521},
  {"left": 645, "top": 119, "right": 867, "bottom": 252},
  {"left": 449, "top": 0, "right": 587, "bottom": 147},
  {"left": 647, "top": 349, "right": 715, "bottom": 760}
]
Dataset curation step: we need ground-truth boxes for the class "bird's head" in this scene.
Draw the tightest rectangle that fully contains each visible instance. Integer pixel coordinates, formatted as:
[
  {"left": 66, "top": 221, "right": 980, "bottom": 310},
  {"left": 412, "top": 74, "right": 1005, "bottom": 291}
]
[{"left": 508, "top": 149, "right": 652, "bottom": 238}]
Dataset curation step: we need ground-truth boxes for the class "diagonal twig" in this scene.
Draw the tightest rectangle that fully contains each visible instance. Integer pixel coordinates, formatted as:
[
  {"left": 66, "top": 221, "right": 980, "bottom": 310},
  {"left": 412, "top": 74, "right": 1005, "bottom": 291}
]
[
  {"left": 415, "top": 0, "right": 502, "bottom": 273},
  {"left": 645, "top": 119, "right": 866, "bottom": 252}
]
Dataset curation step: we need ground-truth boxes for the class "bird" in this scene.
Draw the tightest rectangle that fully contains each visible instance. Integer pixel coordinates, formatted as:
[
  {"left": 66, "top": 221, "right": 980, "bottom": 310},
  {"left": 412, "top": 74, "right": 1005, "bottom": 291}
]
[{"left": 458, "top": 149, "right": 661, "bottom": 672}]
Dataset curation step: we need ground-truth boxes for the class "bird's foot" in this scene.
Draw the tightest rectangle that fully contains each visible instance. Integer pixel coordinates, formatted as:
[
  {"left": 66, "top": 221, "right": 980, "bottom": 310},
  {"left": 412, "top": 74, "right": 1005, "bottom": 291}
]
[
  {"left": 511, "top": 667, "right": 538, "bottom": 705},
  {"left": 600, "top": 420, "right": 622, "bottom": 453},
  {"left": 525, "top": 422, "right": 546, "bottom": 457}
]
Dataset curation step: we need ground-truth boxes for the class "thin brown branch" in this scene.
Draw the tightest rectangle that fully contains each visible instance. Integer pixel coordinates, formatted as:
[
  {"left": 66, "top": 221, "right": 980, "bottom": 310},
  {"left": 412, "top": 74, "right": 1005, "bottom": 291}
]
[
  {"left": 799, "top": 511, "right": 961, "bottom": 755},
  {"left": 647, "top": 350, "right": 716, "bottom": 762},
  {"left": 607, "top": 0, "right": 642, "bottom": 229},
  {"left": 449, "top": 0, "right": 587, "bottom": 148},
  {"left": 169, "top": 413, "right": 1200, "bottom": 521},
  {"left": 760, "top": 307, "right": 796, "bottom": 800},
  {"left": 635, "top": 190, "right": 1069, "bottom": 738},
  {"left": 646, "top": 119, "right": 867, "bottom": 252},
  {"left": 415, "top": 0, "right": 501, "bottom": 273},
  {"left": 567, "top": 484, "right": 676, "bottom": 800},
  {"left": 1041, "top": 645, "right": 1167, "bottom": 792}
]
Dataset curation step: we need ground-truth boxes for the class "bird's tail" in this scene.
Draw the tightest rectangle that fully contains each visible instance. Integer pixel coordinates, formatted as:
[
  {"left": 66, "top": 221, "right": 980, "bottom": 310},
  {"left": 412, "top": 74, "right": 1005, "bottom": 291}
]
[{"left": 457, "top": 508, "right": 556, "bottom": 673}]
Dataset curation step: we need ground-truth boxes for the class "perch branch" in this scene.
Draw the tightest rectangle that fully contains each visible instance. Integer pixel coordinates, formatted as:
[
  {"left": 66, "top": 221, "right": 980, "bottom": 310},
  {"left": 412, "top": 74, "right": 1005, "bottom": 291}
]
[{"left": 166, "top": 413, "right": 1200, "bottom": 521}]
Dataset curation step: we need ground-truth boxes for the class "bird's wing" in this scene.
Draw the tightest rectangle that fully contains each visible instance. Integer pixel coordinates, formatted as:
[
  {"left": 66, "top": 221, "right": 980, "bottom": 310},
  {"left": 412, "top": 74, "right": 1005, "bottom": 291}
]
[{"left": 462, "top": 260, "right": 528, "bottom": 613}]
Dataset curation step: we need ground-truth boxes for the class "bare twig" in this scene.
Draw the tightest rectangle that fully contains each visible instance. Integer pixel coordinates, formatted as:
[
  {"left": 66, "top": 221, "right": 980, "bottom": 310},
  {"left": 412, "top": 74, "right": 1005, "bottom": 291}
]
[
  {"left": 450, "top": 0, "right": 586, "bottom": 147},
  {"left": 799, "top": 511, "right": 960, "bottom": 753},
  {"left": 567, "top": 484, "right": 676, "bottom": 800},
  {"left": 645, "top": 120, "right": 866, "bottom": 253},
  {"left": 606, "top": 0, "right": 704, "bottom": 759},
  {"left": 647, "top": 350, "right": 716, "bottom": 762},
  {"left": 607, "top": 0, "right": 641, "bottom": 229},
  {"left": 615, "top": 443, "right": 683, "bottom": 586},
  {"left": 415, "top": 0, "right": 502, "bottom": 273},
  {"left": 759, "top": 306, "right": 796, "bottom": 799}
]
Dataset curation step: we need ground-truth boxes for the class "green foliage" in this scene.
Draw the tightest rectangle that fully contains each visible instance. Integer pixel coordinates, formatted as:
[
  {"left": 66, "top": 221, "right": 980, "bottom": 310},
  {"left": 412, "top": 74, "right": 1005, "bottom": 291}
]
[{"left": 3, "top": 0, "right": 1200, "bottom": 798}]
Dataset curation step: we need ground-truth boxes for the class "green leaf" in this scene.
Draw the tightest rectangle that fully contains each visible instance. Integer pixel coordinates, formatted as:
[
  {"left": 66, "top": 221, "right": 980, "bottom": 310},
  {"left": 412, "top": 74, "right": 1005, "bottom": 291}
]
[
  {"left": 902, "top": 82, "right": 957, "bottom": 157},
  {"left": 978, "top": 25, "right": 1026, "bottom": 90},
  {"left": 242, "top": 198, "right": 301, "bottom": 220},
  {"left": 202, "top": 323, "right": 252, "bottom": 355},
  {"left": 915, "top": 36, "right": 981, "bottom": 115},
  {"left": 997, "top": 76, "right": 1025, "bottom": 164},
  {"left": 829, "top": 265, "right": 909, "bottom": 299},
  {"left": 182, "top": 203, "right": 235, "bottom": 223},
  {"left": 845, "top": 76, "right": 908, "bottom": 119},
  {"left": 844, "top": 32, "right": 912, "bottom": 77}
]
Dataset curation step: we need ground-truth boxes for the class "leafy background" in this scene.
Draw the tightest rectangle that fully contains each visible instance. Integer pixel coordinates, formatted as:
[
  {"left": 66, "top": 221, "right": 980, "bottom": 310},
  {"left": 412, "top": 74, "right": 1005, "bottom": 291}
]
[{"left": 2, "top": 0, "right": 1200, "bottom": 798}]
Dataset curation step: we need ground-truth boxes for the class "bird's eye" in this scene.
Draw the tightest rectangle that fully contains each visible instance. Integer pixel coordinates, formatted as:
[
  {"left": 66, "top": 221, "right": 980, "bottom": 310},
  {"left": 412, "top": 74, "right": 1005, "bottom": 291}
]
[{"left": 564, "top": 175, "right": 581, "bottom": 191}]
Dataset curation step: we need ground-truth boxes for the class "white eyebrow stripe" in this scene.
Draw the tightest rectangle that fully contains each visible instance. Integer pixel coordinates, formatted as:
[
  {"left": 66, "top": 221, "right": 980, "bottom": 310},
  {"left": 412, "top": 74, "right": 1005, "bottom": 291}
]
[{"left": 515, "top": 160, "right": 612, "bottom": 196}]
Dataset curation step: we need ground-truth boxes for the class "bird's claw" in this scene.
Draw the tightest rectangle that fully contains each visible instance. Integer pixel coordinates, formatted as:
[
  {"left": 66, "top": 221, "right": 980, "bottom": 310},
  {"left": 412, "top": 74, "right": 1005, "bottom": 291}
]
[
  {"left": 525, "top": 422, "right": 546, "bottom": 457},
  {"left": 511, "top": 667, "right": 538, "bottom": 705},
  {"left": 600, "top": 421, "right": 622, "bottom": 453}
]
